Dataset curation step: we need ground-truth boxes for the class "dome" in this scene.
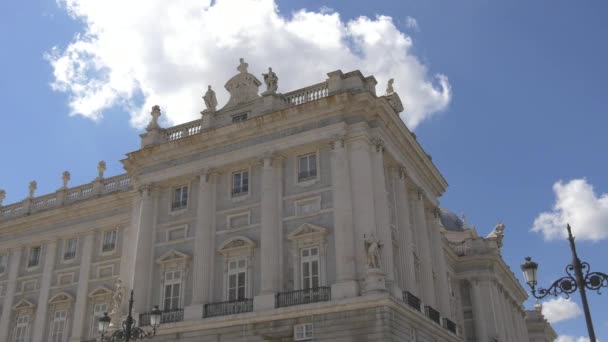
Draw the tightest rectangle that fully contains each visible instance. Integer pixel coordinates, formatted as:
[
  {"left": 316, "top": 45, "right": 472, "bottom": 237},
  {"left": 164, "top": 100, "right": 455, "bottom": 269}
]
[{"left": 439, "top": 208, "right": 465, "bottom": 232}]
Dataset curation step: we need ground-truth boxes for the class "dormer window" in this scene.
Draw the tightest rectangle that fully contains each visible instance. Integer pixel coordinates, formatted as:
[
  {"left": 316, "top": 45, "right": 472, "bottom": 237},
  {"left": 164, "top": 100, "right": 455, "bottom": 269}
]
[{"left": 232, "top": 113, "right": 248, "bottom": 123}]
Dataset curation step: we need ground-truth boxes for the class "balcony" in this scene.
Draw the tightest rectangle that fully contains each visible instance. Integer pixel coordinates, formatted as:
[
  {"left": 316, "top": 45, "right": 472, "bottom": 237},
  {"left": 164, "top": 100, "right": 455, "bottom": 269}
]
[
  {"left": 402, "top": 291, "right": 421, "bottom": 312},
  {"left": 277, "top": 287, "right": 331, "bottom": 308},
  {"left": 443, "top": 317, "right": 457, "bottom": 334},
  {"left": 425, "top": 305, "right": 441, "bottom": 325},
  {"left": 203, "top": 299, "right": 253, "bottom": 318},
  {"left": 139, "top": 308, "right": 183, "bottom": 326}
]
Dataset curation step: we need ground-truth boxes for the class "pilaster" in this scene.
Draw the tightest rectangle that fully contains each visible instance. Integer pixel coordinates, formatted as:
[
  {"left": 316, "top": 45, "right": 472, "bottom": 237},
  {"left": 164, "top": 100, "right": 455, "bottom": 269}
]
[
  {"left": 68, "top": 233, "right": 95, "bottom": 341},
  {"left": 32, "top": 240, "right": 58, "bottom": 342},
  {"left": 428, "top": 206, "right": 451, "bottom": 317},
  {"left": 391, "top": 167, "right": 417, "bottom": 296},
  {"left": 329, "top": 137, "right": 358, "bottom": 299},
  {"left": 411, "top": 188, "right": 436, "bottom": 308},
  {"left": 0, "top": 248, "right": 22, "bottom": 341}
]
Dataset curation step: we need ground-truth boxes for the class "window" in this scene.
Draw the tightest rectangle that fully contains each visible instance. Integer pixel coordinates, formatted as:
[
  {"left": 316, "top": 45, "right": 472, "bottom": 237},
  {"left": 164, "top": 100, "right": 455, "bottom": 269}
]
[
  {"left": 63, "top": 238, "right": 77, "bottom": 260},
  {"left": 13, "top": 315, "right": 29, "bottom": 342},
  {"left": 294, "top": 323, "right": 314, "bottom": 341},
  {"left": 0, "top": 253, "right": 6, "bottom": 274},
  {"left": 27, "top": 246, "right": 41, "bottom": 268},
  {"left": 227, "top": 259, "right": 247, "bottom": 301},
  {"left": 298, "top": 153, "right": 317, "bottom": 181},
  {"left": 301, "top": 247, "right": 320, "bottom": 289},
  {"left": 171, "top": 185, "right": 188, "bottom": 211},
  {"left": 232, "top": 113, "right": 248, "bottom": 123},
  {"left": 163, "top": 270, "right": 182, "bottom": 310},
  {"left": 90, "top": 303, "right": 108, "bottom": 339},
  {"left": 50, "top": 310, "right": 67, "bottom": 342},
  {"left": 102, "top": 230, "right": 117, "bottom": 252},
  {"left": 231, "top": 171, "right": 249, "bottom": 196}
]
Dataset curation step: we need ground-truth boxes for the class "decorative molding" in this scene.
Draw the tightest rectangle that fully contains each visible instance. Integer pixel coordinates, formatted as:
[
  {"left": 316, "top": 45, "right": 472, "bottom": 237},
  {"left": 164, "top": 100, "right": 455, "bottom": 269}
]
[
  {"left": 287, "top": 223, "right": 328, "bottom": 242},
  {"left": 48, "top": 291, "right": 75, "bottom": 304},
  {"left": 218, "top": 236, "right": 256, "bottom": 255}
]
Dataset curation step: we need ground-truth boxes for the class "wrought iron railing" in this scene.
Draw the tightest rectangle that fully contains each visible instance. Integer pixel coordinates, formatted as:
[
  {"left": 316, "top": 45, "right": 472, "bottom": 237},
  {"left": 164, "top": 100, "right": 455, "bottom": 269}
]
[
  {"left": 443, "top": 317, "right": 457, "bottom": 334},
  {"left": 277, "top": 287, "right": 331, "bottom": 308},
  {"left": 297, "top": 170, "right": 317, "bottom": 181},
  {"left": 425, "top": 305, "right": 440, "bottom": 324},
  {"left": 402, "top": 291, "right": 421, "bottom": 312},
  {"left": 139, "top": 308, "right": 184, "bottom": 326},
  {"left": 203, "top": 299, "right": 253, "bottom": 318}
]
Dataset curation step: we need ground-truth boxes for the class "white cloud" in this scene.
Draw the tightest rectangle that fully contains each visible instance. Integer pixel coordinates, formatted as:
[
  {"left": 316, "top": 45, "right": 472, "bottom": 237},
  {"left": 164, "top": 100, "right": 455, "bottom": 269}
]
[
  {"left": 555, "top": 336, "right": 593, "bottom": 342},
  {"left": 46, "top": 0, "right": 450, "bottom": 129},
  {"left": 541, "top": 297, "right": 582, "bottom": 324},
  {"left": 405, "top": 16, "right": 420, "bottom": 31},
  {"left": 532, "top": 179, "right": 608, "bottom": 241}
]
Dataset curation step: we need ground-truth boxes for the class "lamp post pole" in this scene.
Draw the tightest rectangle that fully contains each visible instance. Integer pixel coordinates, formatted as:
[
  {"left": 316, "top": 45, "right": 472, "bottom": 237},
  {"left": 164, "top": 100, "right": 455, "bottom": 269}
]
[
  {"left": 521, "top": 225, "right": 608, "bottom": 342},
  {"left": 566, "top": 225, "right": 596, "bottom": 342}
]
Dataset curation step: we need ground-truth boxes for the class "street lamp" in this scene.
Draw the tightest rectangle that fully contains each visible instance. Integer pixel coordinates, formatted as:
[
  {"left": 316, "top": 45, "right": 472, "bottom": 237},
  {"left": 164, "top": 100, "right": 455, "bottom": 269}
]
[
  {"left": 521, "top": 224, "right": 608, "bottom": 342},
  {"left": 97, "top": 290, "right": 162, "bottom": 342}
]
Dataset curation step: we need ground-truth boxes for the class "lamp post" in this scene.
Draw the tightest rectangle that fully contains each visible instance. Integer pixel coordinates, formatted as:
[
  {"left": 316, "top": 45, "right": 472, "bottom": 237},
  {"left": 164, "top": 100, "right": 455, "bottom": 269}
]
[
  {"left": 97, "top": 290, "right": 162, "bottom": 342},
  {"left": 521, "top": 224, "right": 608, "bottom": 342}
]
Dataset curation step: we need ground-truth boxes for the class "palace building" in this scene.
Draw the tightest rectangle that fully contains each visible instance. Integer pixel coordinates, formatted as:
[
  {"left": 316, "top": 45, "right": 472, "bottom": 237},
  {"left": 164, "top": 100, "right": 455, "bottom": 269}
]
[{"left": 0, "top": 59, "right": 555, "bottom": 342}]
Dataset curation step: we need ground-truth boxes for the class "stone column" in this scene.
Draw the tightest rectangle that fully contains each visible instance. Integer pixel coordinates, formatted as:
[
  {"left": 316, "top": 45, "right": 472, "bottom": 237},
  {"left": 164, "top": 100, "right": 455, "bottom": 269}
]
[
  {"left": 392, "top": 168, "right": 417, "bottom": 296},
  {"left": 411, "top": 190, "right": 436, "bottom": 308},
  {"left": 255, "top": 155, "right": 282, "bottom": 310},
  {"left": 370, "top": 138, "right": 398, "bottom": 296},
  {"left": 123, "top": 185, "right": 157, "bottom": 313},
  {"left": 69, "top": 234, "right": 95, "bottom": 341},
  {"left": 187, "top": 171, "right": 217, "bottom": 318},
  {"left": 428, "top": 208, "right": 451, "bottom": 317},
  {"left": 32, "top": 240, "right": 58, "bottom": 342},
  {"left": 469, "top": 280, "right": 489, "bottom": 341},
  {"left": 489, "top": 281, "right": 507, "bottom": 342},
  {"left": 0, "top": 248, "right": 22, "bottom": 341},
  {"left": 329, "top": 137, "right": 358, "bottom": 299}
]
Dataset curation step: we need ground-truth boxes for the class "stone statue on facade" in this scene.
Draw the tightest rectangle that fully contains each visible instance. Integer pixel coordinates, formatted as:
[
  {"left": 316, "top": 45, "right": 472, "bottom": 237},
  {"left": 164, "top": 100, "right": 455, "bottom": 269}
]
[
  {"left": 203, "top": 85, "right": 218, "bottom": 112},
  {"left": 0, "top": 189, "right": 5, "bottom": 206},
  {"left": 97, "top": 161, "right": 106, "bottom": 179},
  {"left": 61, "top": 171, "right": 71, "bottom": 189},
  {"left": 364, "top": 234, "right": 383, "bottom": 270},
  {"left": 386, "top": 78, "right": 394, "bottom": 95},
  {"left": 487, "top": 222, "right": 506, "bottom": 247},
  {"left": 237, "top": 57, "right": 249, "bottom": 74},
  {"left": 146, "top": 105, "right": 161, "bottom": 132},
  {"left": 109, "top": 278, "right": 126, "bottom": 326},
  {"left": 28, "top": 181, "right": 37, "bottom": 198},
  {"left": 262, "top": 67, "right": 278, "bottom": 94}
]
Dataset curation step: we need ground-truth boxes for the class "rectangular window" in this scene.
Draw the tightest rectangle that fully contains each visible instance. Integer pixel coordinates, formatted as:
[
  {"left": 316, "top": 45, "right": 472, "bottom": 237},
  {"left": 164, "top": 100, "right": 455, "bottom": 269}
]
[
  {"left": 63, "top": 238, "right": 77, "bottom": 260},
  {"left": 50, "top": 310, "right": 67, "bottom": 342},
  {"left": 163, "top": 270, "right": 182, "bottom": 310},
  {"left": 0, "top": 253, "right": 6, "bottom": 274},
  {"left": 90, "top": 303, "right": 108, "bottom": 338},
  {"left": 171, "top": 185, "right": 188, "bottom": 211},
  {"left": 297, "top": 153, "right": 317, "bottom": 181},
  {"left": 231, "top": 171, "right": 249, "bottom": 196},
  {"left": 232, "top": 113, "right": 248, "bottom": 123},
  {"left": 301, "top": 247, "right": 320, "bottom": 289},
  {"left": 14, "top": 315, "right": 29, "bottom": 342},
  {"left": 102, "top": 230, "right": 117, "bottom": 252},
  {"left": 227, "top": 259, "right": 247, "bottom": 301},
  {"left": 294, "top": 323, "right": 314, "bottom": 341},
  {"left": 28, "top": 246, "right": 41, "bottom": 268}
]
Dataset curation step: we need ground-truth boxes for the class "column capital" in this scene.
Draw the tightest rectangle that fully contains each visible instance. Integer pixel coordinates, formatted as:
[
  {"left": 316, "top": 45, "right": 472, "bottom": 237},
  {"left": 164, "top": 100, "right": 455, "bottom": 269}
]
[
  {"left": 260, "top": 152, "right": 285, "bottom": 167},
  {"left": 329, "top": 135, "right": 345, "bottom": 149},
  {"left": 198, "top": 169, "right": 221, "bottom": 183},
  {"left": 137, "top": 183, "right": 155, "bottom": 196},
  {"left": 370, "top": 137, "right": 385, "bottom": 153}
]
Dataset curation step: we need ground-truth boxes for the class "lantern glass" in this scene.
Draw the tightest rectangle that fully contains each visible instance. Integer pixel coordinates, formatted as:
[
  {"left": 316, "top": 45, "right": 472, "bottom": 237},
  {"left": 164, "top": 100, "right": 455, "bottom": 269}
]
[
  {"left": 150, "top": 305, "right": 162, "bottom": 328},
  {"left": 521, "top": 257, "right": 539, "bottom": 286},
  {"left": 98, "top": 312, "right": 111, "bottom": 334}
]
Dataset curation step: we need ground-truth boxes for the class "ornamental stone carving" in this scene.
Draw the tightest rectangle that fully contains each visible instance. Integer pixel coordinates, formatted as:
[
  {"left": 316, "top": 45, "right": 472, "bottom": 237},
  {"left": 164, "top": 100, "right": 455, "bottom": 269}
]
[
  {"left": 364, "top": 234, "right": 383, "bottom": 270},
  {"left": 97, "top": 161, "right": 106, "bottom": 179},
  {"left": 203, "top": 85, "right": 218, "bottom": 112},
  {"left": 146, "top": 105, "right": 162, "bottom": 132},
  {"left": 262, "top": 67, "right": 278, "bottom": 95},
  {"left": 386, "top": 78, "right": 394, "bottom": 95},
  {"left": 487, "top": 223, "right": 506, "bottom": 248},
  {"left": 28, "top": 181, "right": 37, "bottom": 198},
  {"left": 0, "top": 189, "right": 5, "bottom": 206},
  {"left": 109, "top": 278, "right": 126, "bottom": 326},
  {"left": 61, "top": 171, "right": 71, "bottom": 189},
  {"left": 223, "top": 58, "right": 261, "bottom": 109}
]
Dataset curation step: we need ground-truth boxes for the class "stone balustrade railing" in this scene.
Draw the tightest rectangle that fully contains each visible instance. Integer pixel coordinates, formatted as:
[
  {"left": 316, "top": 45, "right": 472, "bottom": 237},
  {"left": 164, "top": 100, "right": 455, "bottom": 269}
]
[
  {"left": 166, "top": 119, "right": 203, "bottom": 142},
  {"left": 0, "top": 174, "right": 132, "bottom": 221},
  {"left": 283, "top": 81, "right": 329, "bottom": 106}
]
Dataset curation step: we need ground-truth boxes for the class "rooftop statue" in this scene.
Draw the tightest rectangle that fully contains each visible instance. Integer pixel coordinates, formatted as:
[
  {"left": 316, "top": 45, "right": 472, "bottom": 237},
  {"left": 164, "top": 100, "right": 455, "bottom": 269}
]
[
  {"left": 61, "top": 171, "right": 71, "bottom": 189},
  {"left": 386, "top": 78, "right": 394, "bottom": 95},
  {"left": 146, "top": 105, "right": 162, "bottom": 132},
  {"left": 0, "top": 190, "right": 5, "bottom": 206},
  {"left": 97, "top": 161, "right": 106, "bottom": 179},
  {"left": 237, "top": 57, "right": 249, "bottom": 74},
  {"left": 487, "top": 222, "right": 506, "bottom": 247},
  {"left": 223, "top": 58, "right": 261, "bottom": 109},
  {"left": 28, "top": 181, "right": 37, "bottom": 198},
  {"left": 203, "top": 85, "right": 218, "bottom": 112},
  {"left": 262, "top": 67, "right": 278, "bottom": 95}
]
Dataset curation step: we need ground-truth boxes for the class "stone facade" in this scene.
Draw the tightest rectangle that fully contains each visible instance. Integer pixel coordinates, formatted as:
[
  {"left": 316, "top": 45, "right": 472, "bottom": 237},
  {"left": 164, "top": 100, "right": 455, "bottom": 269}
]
[{"left": 0, "top": 60, "right": 555, "bottom": 342}]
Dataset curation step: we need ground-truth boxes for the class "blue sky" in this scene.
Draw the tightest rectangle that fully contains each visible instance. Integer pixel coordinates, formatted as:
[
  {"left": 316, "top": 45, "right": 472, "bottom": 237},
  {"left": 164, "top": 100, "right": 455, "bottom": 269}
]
[{"left": 0, "top": 0, "right": 606, "bottom": 340}]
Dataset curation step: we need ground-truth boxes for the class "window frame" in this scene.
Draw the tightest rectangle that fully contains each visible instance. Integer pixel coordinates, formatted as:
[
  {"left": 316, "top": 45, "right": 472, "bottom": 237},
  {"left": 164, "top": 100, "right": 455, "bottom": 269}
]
[
  {"left": 26, "top": 245, "right": 41, "bottom": 269},
  {"left": 218, "top": 237, "right": 255, "bottom": 301},
  {"left": 162, "top": 269, "right": 183, "bottom": 311},
  {"left": 62, "top": 238, "right": 78, "bottom": 262},
  {"left": 300, "top": 246, "right": 320, "bottom": 290},
  {"left": 50, "top": 309, "right": 68, "bottom": 342},
  {"left": 170, "top": 185, "right": 189, "bottom": 212},
  {"left": 90, "top": 303, "right": 108, "bottom": 339},
  {"left": 100, "top": 229, "right": 118, "bottom": 254},
  {"left": 13, "top": 314, "right": 30, "bottom": 342},
  {"left": 231, "top": 170, "right": 249, "bottom": 197},
  {"left": 226, "top": 258, "right": 248, "bottom": 301},
  {"left": 296, "top": 152, "right": 319, "bottom": 183},
  {"left": 294, "top": 323, "right": 314, "bottom": 341},
  {"left": 231, "top": 112, "right": 248, "bottom": 123}
]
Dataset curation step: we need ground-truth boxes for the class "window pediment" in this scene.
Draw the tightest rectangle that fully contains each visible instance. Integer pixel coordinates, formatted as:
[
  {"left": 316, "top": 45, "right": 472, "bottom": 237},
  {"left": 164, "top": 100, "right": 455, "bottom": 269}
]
[
  {"left": 218, "top": 236, "right": 255, "bottom": 255},
  {"left": 13, "top": 298, "right": 35, "bottom": 311},
  {"left": 156, "top": 250, "right": 190, "bottom": 271},
  {"left": 288, "top": 223, "right": 328, "bottom": 242},
  {"left": 49, "top": 292, "right": 75, "bottom": 304},
  {"left": 88, "top": 286, "right": 113, "bottom": 298}
]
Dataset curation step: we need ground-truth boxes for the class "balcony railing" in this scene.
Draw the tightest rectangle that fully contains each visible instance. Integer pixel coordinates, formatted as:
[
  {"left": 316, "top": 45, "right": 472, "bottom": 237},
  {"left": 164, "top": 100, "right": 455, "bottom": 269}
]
[
  {"left": 277, "top": 287, "right": 331, "bottom": 308},
  {"left": 402, "top": 291, "right": 421, "bottom": 312},
  {"left": 203, "top": 299, "right": 253, "bottom": 318},
  {"left": 297, "top": 170, "right": 317, "bottom": 182},
  {"left": 443, "top": 317, "right": 457, "bottom": 334},
  {"left": 139, "top": 308, "right": 184, "bottom": 326},
  {"left": 425, "top": 305, "right": 441, "bottom": 325}
]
